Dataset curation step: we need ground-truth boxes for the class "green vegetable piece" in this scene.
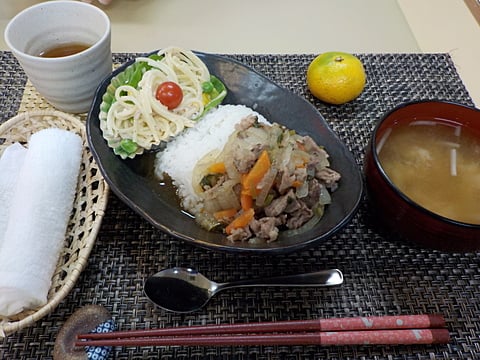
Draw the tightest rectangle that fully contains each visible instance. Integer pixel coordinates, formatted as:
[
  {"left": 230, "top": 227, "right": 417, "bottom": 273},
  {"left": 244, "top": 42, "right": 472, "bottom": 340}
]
[
  {"left": 277, "top": 132, "right": 284, "bottom": 144},
  {"left": 123, "top": 53, "right": 165, "bottom": 89},
  {"left": 148, "top": 54, "right": 163, "bottom": 62},
  {"left": 200, "top": 173, "right": 222, "bottom": 190},
  {"left": 199, "top": 75, "right": 227, "bottom": 118},
  {"left": 202, "top": 81, "right": 214, "bottom": 93},
  {"left": 116, "top": 139, "right": 138, "bottom": 157},
  {"left": 211, "top": 75, "right": 225, "bottom": 92},
  {"left": 102, "top": 92, "right": 115, "bottom": 105},
  {"left": 125, "top": 64, "right": 146, "bottom": 89}
]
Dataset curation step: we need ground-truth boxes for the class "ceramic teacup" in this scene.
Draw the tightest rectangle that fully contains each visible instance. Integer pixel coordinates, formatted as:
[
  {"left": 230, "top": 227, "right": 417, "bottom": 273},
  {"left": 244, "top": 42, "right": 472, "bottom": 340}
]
[{"left": 4, "top": 1, "right": 112, "bottom": 113}]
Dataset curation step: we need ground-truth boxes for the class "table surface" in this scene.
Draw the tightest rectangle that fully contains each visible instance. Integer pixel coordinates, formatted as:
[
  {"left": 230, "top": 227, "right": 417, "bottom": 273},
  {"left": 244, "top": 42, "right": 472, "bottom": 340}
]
[
  {"left": 1, "top": 51, "right": 480, "bottom": 360},
  {"left": 2, "top": 0, "right": 480, "bottom": 107}
]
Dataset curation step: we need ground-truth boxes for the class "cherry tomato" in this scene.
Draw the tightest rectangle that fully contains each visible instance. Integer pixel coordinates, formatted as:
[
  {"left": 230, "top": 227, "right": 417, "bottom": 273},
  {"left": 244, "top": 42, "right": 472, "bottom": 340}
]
[{"left": 155, "top": 81, "right": 183, "bottom": 110}]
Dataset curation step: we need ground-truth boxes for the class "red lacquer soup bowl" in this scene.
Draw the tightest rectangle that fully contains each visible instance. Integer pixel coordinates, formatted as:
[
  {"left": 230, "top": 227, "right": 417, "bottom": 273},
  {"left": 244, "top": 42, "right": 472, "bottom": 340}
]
[{"left": 364, "top": 100, "right": 480, "bottom": 252}]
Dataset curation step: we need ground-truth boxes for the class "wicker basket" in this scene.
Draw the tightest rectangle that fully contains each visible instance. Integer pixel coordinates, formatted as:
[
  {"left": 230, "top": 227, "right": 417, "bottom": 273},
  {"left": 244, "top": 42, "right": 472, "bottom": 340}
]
[{"left": 0, "top": 110, "right": 109, "bottom": 337}]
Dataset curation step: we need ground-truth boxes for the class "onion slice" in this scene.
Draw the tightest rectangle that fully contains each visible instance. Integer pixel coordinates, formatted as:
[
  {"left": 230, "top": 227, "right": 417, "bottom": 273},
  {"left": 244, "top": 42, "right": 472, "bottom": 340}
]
[{"left": 255, "top": 168, "right": 278, "bottom": 207}]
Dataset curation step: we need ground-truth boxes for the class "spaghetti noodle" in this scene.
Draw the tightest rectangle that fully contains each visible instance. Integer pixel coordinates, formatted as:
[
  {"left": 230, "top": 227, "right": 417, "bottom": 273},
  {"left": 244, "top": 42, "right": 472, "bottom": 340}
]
[{"left": 99, "top": 46, "right": 227, "bottom": 159}]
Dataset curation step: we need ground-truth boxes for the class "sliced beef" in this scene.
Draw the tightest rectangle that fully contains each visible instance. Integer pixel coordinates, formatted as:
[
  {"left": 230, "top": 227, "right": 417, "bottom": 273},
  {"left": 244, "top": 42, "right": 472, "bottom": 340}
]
[
  {"left": 233, "top": 148, "right": 257, "bottom": 173},
  {"left": 227, "top": 226, "right": 252, "bottom": 242},
  {"left": 286, "top": 202, "right": 313, "bottom": 229},
  {"left": 284, "top": 193, "right": 303, "bottom": 214},
  {"left": 302, "top": 135, "right": 324, "bottom": 153},
  {"left": 250, "top": 217, "right": 283, "bottom": 242},
  {"left": 303, "top": 178, "right": 321, "bottom": 208},
  {"left": 277, "top": 167, "right": 295, "bottom": 194},
  {"left": 316, "top": 167, "right": 341, "bottom": 189},
  {"left": 303, "top": 136, "right": 330, "bottom": 169},
  {"left": 233, "top": 143, "right": 264, "bottom": 173},
  {"left": 235, "top": 114, "right": 258, "bottom": 131},
  {"left": 264, "top": 189, "right": 297, "bottom": 217}
]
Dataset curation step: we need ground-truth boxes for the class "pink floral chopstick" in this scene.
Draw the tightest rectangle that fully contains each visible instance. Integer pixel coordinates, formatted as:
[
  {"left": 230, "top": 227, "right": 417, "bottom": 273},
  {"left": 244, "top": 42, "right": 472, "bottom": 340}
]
[{"left": 75, "top": 314, "right": 449, "bottom": 347}]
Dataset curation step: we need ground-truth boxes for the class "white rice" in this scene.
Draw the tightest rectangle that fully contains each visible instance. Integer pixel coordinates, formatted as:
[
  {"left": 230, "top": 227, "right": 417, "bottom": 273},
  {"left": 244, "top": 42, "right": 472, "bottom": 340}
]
[{"left": 154, "top": 104, "right": 270, "bottom": 214}]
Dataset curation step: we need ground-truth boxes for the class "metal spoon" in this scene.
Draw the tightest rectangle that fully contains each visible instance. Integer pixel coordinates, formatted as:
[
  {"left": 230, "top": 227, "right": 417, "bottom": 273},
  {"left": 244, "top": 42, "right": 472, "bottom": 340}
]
[{"left": 143, "top": 267, "right": 343, "bottom": 313}]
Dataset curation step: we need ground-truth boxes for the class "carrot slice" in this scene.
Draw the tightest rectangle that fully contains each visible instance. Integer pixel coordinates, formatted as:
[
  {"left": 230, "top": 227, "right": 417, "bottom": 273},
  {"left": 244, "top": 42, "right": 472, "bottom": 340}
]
[
  {"left": 213, "top": 208, "right": 238, "bottom": 221},
  {"left": 292, "top": 180, "right": 303, "bottom": 188},
  {"left": 240, "top": 193, "right": 253, "bottom": 211},
  {"left": 225, "top": 208, "right": 255, "bottom": 235},
  {"left": 240, "top": 173, "right": 249, "bottom": 191},
  {"left": 243, "top": 150, "right": 271, "bottom": 197},
  {"left": 207, "top": 162, "right": 226, "bottom": 174}
]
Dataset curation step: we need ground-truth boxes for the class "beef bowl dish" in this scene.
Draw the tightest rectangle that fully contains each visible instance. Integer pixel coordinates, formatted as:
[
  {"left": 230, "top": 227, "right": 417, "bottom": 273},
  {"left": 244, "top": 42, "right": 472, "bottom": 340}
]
[{"left": 87, "top": 47, "right": 363, "bottom": 254}]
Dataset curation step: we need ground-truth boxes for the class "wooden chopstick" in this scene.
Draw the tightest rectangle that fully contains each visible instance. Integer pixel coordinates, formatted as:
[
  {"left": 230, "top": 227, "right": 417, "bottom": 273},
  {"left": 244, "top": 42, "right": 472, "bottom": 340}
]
[
  {"left": 77, "top": 314, "right": 445, "bottom": 339},
  {"left": 75, "top": 314, "right": 449, "bottom": 347},
  {"left": 76, "top": 329, "right": 450, "bottom": 347}
]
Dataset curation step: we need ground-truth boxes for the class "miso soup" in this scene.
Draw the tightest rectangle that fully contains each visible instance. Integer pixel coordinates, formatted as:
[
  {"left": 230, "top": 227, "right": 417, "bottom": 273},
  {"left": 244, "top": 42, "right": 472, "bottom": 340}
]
[{"left": 377, "top": 119, "right": 480, "bottom": 224}]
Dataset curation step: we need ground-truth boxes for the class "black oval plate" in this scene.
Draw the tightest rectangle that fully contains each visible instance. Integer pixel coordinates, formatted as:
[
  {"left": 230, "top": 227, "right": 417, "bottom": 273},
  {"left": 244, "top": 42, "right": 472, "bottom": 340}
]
[{"left": 87, "top": 51, "right": 363, "bottom": 254}]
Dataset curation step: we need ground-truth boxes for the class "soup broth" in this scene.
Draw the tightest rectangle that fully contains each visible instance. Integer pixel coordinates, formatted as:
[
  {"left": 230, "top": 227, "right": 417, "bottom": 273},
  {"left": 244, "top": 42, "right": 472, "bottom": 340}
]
[
  {"left": 38, "top": 42, "right": 90, "bottom": 58},
  {"left": 377, "top": 119, "right": 480, "bottom": 224}
]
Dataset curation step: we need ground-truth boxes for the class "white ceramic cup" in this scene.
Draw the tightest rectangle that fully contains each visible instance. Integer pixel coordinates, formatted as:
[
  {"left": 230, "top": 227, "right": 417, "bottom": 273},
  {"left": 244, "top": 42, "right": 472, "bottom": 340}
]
[{"left": 4, "top": 1, "right": 112, "bottom": 113}]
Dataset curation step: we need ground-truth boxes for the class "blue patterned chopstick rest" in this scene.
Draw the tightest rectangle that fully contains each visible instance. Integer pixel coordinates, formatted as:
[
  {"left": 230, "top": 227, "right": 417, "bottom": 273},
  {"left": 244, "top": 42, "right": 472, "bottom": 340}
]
[{"left": 85, "top": 319, "right": 116, "bottom": 360}]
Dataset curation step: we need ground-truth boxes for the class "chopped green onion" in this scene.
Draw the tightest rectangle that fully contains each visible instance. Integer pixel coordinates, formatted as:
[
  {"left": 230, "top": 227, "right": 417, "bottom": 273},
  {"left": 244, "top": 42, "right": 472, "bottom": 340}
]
[{"left": 200, "top": 173, "right": 222, "bottom": 190}]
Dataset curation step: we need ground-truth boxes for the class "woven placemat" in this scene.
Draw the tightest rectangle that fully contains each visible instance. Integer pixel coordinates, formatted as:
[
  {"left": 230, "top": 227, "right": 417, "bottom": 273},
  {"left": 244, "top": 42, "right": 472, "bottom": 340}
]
[{"left": 1, "top": 51, "right": 479, "bottom": 359}]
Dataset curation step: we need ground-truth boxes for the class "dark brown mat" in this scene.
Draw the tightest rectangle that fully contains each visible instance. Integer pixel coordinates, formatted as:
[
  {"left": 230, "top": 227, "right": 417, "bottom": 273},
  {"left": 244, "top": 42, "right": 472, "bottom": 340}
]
[{"left": 1, "top": 51, "right": 479, "bottom": 359}]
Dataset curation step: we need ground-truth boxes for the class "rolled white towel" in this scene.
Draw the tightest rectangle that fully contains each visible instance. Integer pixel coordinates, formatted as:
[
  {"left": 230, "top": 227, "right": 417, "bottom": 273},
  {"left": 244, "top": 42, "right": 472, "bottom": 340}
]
[
  {"left": 0, "top": 143, "right": 27, "bottom": 247},
  {"left": 0, "top": 128, "right": 82, "bottom": 317}
]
